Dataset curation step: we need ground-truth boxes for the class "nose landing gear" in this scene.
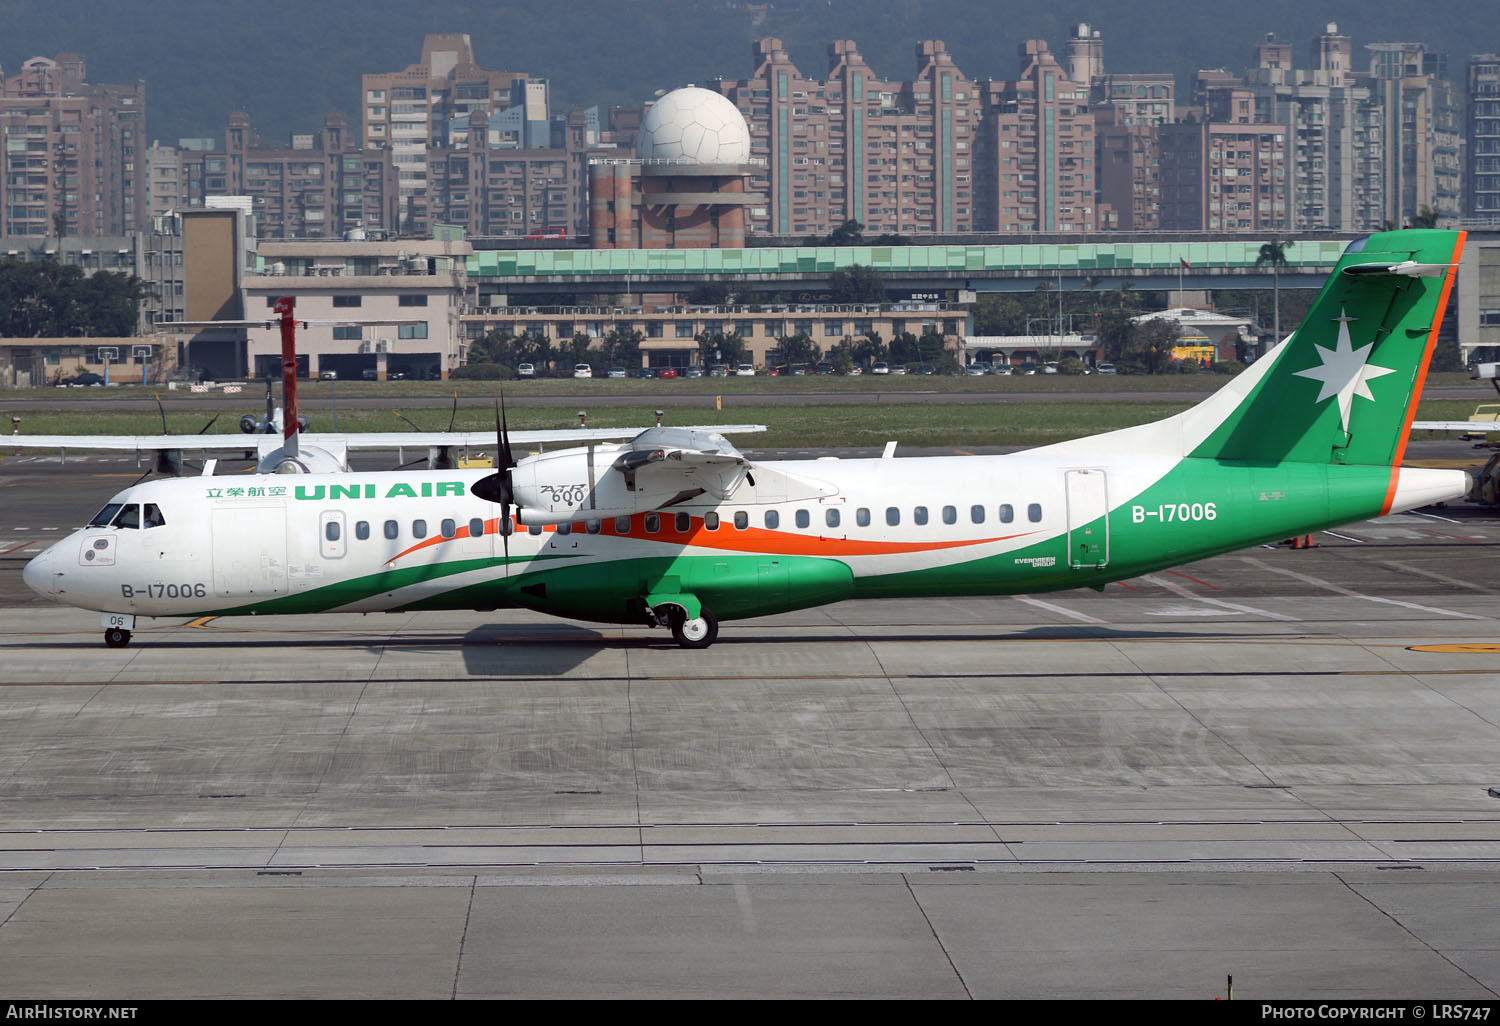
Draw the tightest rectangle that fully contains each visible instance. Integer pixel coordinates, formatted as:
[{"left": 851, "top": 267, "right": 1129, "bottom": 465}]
[{"left": 104, "top": 627, "right": 132, "bottom": 648}]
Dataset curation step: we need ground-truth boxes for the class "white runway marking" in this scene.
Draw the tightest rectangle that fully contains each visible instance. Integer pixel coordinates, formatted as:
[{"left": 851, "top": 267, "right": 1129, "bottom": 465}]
[
  {"left": 1141, "top": 573, "right": 1300, "bottom": 621},
  {"left": 1241, "top": 557, "right": 1484, "bottom": 620},
  {"left": 1012, "top": 595, "right": 1104, "bottom": 624}
]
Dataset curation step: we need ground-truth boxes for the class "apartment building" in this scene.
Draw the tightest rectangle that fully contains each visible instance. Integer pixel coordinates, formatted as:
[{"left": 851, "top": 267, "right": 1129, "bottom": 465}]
[
  {"left": 1159, "top": 115, "right": 1290, "bottom": 232},
  {"left": 169, "top": 112, "right": 398, "bottom": 240},
  {"left": 0, "top": 53, "right": 146, "bottom": 237},
  {"left": 714, "top": 38, "right": 984, "bottom": 237},
  {"left": 1368, "top": 42, "right": 1463, "bottom": 225},
  {"left": 361, "top": 34, "right": 535, "bottom": 231},
  {"left": 978, "top": 40, "right": 1099, "bottom": 233},
  {"left": 1468, "top": 55, "right": 1500, "bottom": 220}
]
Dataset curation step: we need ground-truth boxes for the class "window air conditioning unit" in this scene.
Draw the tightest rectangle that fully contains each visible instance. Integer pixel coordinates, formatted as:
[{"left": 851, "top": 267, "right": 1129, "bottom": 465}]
[
  {"left": 359, "top": 341, "right": 372, "bottom": 354},
  {"left": 376, "top": 340, "right": 391, "bottom": 353}
]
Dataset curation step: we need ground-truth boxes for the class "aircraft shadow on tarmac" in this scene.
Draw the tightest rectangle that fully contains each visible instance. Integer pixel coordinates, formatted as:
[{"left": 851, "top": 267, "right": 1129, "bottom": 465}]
[{"left": 9, "top": 623, "right": 1283, "bottom": 679}]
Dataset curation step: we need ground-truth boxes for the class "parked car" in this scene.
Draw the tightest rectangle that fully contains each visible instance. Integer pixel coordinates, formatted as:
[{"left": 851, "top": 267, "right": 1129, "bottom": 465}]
[
  {"left": 318, "top": 370, "right": 338, "bottom": 381},
  {"left": 965, "top": 363, "right": 990, "bottom": 376},
  {"left": 658, "top": 367, "right": 678, "bottom": 379},
  {"left": 1042, "top": 362, "right": 1060, "bottom": 374},
  {"left": 889, "top": 365, "right": 907, "bottom": 375},
  {"left": 735, "top": 364, "right": 756, "bottom": 376},
  {"left": 990, "top": 364, "right": 1013, "bottom": 376},
  {"left": 1095, "top": 363, "right": 1117, "bottom": 375},
  {"left": 517, "top": 363, "right": 536, "bottom": 378},
  {"left": 573, "top": 363, "right": 592, "bottom": 379},
  {"left": 606, "top": 367, "right": 627, "bottom": 379},
  {"left": 914, "top": 364, "right": 936, "bottom": 376},
  {"left": 789, "top": 365, "right": 808, "bottom": 376},
  {"left": 870, "top": 362, "right": 890, "bottom": 375},
  {"left": 813, "top": 362, "right": 836, "bottom": 375},
  {"left": 60, "top": 372, "right": 106, "bottom": 387},
  {"left": 634, "top": 367, "right": 656, "bottom": 379},
  {"left": 1017, "top": 362, "right": 1037, "bottom": 375},
  {"left": 708, "top": 364, "right": 729, "bottom": 377},
  {"left": 684, "top": 366, "right": 704, "bottom": 379}
]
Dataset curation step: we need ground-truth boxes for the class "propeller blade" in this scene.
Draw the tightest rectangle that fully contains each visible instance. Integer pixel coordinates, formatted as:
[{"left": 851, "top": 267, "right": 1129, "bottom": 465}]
[
  {"left": 197, "top": 413, "right": 222, "bottom": 435},
  {"left": 392, "top": 409, "right": 423, "bottom": 433},
  {"left": 447, "top": 390, "right": 459, "bottom": 433},
  {"left": 153, "top": 392, "right": 168, "bottom": 434}
]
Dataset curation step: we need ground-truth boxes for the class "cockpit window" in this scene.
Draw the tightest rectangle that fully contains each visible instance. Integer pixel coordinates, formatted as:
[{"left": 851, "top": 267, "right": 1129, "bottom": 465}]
[
  {"left": 143, "top": 504, "right": 166, "bottom": 529},
  {"left": 111, "top": 504, "right": 141, "bottom": 530},
  {"left": 89, "top": 503, "right": 123, "bottom": 528}
]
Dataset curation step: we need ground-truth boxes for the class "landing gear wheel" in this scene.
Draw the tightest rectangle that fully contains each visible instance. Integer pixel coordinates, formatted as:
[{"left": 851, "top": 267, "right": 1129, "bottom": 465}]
[
  {"left": 104, "top": 628, "right": 131, "bottom": 649},
  {"left": 669, "top": 606, "right": 718, "bottom": 649}
]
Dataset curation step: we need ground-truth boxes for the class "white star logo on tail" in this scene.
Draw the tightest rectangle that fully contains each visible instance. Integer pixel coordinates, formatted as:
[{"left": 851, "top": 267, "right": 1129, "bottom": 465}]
[{"left": 1292, "top": 310, "right": 1397, "bottom": 433}]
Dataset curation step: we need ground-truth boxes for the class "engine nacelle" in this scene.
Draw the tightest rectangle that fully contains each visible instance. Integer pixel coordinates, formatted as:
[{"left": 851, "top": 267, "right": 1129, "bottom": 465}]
[
  {"left": 255, "top": 439, "right": 348, "bottom": 475},
  {"left": 510, "top": 444, "right": 669, "bottom": 524}
]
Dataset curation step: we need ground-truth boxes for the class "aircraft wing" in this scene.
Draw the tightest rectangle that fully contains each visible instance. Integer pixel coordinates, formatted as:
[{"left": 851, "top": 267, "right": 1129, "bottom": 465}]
[
  {"left": 5, "top": 425, "right": 766, "bottom": 455},
  {"left": 1410, "top": 421, "right": 1500, "bottom": 433}
]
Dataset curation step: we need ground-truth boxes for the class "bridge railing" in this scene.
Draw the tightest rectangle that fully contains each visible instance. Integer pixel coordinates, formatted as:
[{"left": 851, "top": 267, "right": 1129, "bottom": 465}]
[{"left": 467, "top": 240, "right": 1352, "bottom": 279}]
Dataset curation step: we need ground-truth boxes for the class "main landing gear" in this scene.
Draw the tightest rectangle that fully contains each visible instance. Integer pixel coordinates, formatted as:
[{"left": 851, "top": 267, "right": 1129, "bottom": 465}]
[
  {"left": 650, "top": 602, "right": 719, "bottom": 649},
  {"left": 104, "top": 627, "right": 132, "bottom": 648}
]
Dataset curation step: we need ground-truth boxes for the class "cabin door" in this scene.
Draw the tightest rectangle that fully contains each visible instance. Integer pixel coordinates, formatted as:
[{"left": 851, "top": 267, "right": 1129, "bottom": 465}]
[{"left": 1065, "top": 469, "right": 1110, "bottom": 569}]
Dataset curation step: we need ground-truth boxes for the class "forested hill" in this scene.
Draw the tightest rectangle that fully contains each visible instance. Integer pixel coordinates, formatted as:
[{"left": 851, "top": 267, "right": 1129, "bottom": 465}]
[{"left": 1, "top": 0, "right": 1492, "bottom": 145}]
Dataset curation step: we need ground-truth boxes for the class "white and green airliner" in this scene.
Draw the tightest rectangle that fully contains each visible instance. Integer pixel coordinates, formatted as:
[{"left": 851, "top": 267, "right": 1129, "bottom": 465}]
[{"left": 23, "top": 229, "right": 1472, "bottom": 648}]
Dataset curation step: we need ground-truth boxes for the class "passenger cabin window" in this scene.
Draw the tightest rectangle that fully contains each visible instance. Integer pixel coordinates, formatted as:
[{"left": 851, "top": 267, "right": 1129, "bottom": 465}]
[
  {"left": 143, "top": 504, "right": 166, "bottom": 529},
  {"left": 1028, "top": 503, "right": 1043, "bottom": 523},
  {"left": 675, "top": 512, "right": 690, "bottom": 533},
  {"left": 704, "top": 512, "right": 720, "bottom": 531},
  {"left": 356, "top": 521, "right": 371, "bottom": 540},
  {"left": 644, "top": 513, "right": 660, "bottom": 533},
  {"left": 825, "top": 508, "right": 840, "bottom": 528},
  {"left": 886, "top": 507, "right": 900, "bottom": 526},
  {"left": 586, "top": 519, "right": 601, "bottom": 535},
  {"left": 528, "top": 523, "right": 543, "bottom": 535},
  {"left": 913, "top": 506, "right": 929, "bottom": 526},
  {"left": 734, "top": 511, "right": 748, "bottom": 530},
  {"left": 764, "top": 510, "right": 779, "bottom": 529},
  {"left": 856, "top": 508, "right": 871, "bottom": 527},
  {"left": 614, "top": 516, "right": 631, "bottom": 534},
  {"left": 999, "top": 504, "right": 1014, "bottom": 524},
  {"left": 384, "top": 519, "right": 399, "bottom": 540},
  {"left": 942, "top": 505, "right": 957, "bottom": 525},
  {"left": 469, "top": 518, "right": 484, "bottom": 538},
  {"left": 795, "top": 509, "right": 810, "bottom": 529},
  {"left": 970, "top": 505, "right": 985, "bottom": 524},
  {"left": 89, "top": 503, "right": 123, "bottom": 527},
  {"left": 557, "top": 522, "right": 571, "bottom": 535},
  {"left": 325, "top": 520, "right": 341, "bottom": 542},
  {"left": 441, "top": 519, "right": 456, "bottom": 539},
  {"left": 112, "top": 505, "right": 141, "bottom": 530},
  {"left": 412, "top": 519, "right": 427, "bottom": 539}
]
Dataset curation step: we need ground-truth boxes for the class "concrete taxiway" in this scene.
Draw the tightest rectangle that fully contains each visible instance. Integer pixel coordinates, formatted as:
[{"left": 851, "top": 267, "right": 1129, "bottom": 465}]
[{"left": 0, "top": 449, "right": 1498, "bottom": 999}]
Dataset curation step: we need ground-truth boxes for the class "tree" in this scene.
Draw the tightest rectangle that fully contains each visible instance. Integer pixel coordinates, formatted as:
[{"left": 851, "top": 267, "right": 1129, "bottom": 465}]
[
  {"left": 852, "top": 330, "right": 887, "bottom": 368},
  {"left": 826, "top": 264, "right": 887, "bottom": 303},
  {"left": 601, "top": 327, "right": 643, "bottom": 368},
  {"left": 889, "top": 331, "right": 921, "bottom": 366},
  {"left": 826, "top": 219, "right": 864, "bottom": 245},
  {"left": 1255, "top": 238, "right": 1295, "bottom": 347},
  {"left": 1410, "top": 205, "right": 1439, "bottom": 230},
  {"left": 697, "top": 330, "right": 747, "bottom": 367},
  {"left": 1133, "top": 317, "right": 1181, "bottom": 375},
  {"left": 773, "top": 332, "right": 820, "bottom": 368}
]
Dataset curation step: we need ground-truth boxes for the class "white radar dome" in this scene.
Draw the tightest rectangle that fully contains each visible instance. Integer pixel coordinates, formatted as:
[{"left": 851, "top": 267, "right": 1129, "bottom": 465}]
[{"left": 636, "top": 87, "right": 752, "bottom": 164}]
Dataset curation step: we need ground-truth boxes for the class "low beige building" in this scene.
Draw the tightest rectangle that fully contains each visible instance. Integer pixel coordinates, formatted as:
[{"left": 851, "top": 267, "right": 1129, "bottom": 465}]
[{"left": 242, "top": 237, "right": 471, "bottom": 380}]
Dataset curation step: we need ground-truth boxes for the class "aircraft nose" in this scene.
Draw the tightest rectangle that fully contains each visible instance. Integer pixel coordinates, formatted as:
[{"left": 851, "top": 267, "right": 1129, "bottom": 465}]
[{"left": 22, "top": 545, "right": 59, "bottom": 597}]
